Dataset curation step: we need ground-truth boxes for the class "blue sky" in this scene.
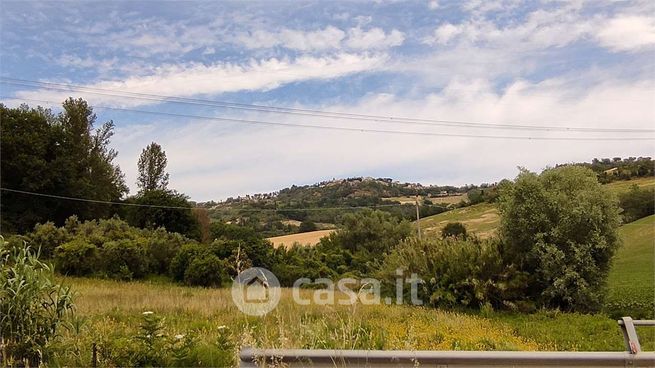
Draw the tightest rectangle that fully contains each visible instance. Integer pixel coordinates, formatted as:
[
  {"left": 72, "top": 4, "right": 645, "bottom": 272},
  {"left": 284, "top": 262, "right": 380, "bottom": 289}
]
[{"left": 1, "top": 0, "right": 654, "bottom": 200}]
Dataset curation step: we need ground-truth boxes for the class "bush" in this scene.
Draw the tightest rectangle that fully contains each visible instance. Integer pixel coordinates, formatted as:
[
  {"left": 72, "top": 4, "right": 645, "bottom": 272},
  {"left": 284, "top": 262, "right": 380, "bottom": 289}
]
[
  {"left": 498, "top": 166, "right": 621, "bottom": 312},
  {"left": 101, "top": 239, "right": 149, "bottom": 280},
  {"left": 183, "top": 254, "right": 228, "bottom": 287},
  {"left": 619, "top": 185, "right": 655, "bottom": 223},
  {"left": 170, "top": 243, "right": 206, "bottom": 282},
  {"left": 380, "top": 237, "right": 527, "bottom": 309},
  {"left": 55, "top": 239, "right": 99, "bottom": 276},
  {"left": 0, "top": 237, "right": 74, "bottom": 366},
  {"left": 28, "top": 221, "right": 70, "bottom": 258},
  {"left": 299, "top": 220, "right": 317, "bottom": 232},
  {"left": 145, "top": 228, "right": 186, "bottom": 274},
  {"left": 441, "top": 222, "right": 467, "bottom": 239}
]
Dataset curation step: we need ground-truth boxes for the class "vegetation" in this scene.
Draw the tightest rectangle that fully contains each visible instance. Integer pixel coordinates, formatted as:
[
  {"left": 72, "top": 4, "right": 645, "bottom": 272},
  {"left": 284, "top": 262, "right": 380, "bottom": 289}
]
[
  {"left": 136, "top": 142, "right": 170, "bottom": 192},
  {"left": 0, "top": 238, "right": 74, "bottom": 366},
  {"left": 498, "top": 166, "right": 621, "bottom": 312},
  {"left": 0, "top": 100, "right": 128, "bottom": 233},
  {"left": 618, "top": 185, "right": 655, "bottom": 223},
  {"left": 441, "top": 222, "right": 468, "bottom": 239},
  {"left": 605, "top": 215, "right": 655, "bottom": 319}
]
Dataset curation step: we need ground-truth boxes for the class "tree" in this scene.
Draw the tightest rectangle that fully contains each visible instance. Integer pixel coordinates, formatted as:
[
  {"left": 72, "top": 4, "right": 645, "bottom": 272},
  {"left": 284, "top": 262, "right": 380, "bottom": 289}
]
[
  {"left": 1, "top": 100, "right": 128, "bottom": 233},
  {"left": 137, "top": 142, "right": 170, "bottom": 192},
  {"left": 125, "top": 189, "right": 200, "bottom": 240},
  {"left": 498, "top": 166, "right": 621, "bottom": 312}
]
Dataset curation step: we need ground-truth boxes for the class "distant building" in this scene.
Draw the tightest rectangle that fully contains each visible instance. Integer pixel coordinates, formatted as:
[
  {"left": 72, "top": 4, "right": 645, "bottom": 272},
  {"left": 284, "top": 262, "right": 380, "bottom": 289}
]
[{"left": 603, "top": 167, "right": 619, "bottom": 175}]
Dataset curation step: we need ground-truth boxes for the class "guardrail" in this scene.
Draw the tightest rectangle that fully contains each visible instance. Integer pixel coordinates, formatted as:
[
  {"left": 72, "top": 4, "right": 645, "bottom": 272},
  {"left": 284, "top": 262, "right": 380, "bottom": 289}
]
[{"left": 239, "top": 317, "right": 655, "bottom": 367}]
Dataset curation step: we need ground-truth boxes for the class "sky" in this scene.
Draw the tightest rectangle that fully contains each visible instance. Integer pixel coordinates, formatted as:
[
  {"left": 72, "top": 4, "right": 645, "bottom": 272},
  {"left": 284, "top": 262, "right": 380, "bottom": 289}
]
[{"left": 1, "top": 0, "right": 654, "bottom": 201}]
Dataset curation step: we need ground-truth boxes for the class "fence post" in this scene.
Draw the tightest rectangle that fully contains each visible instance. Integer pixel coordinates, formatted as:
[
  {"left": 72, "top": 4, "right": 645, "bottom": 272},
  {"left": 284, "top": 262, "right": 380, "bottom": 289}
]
[{"left": 91, "top": 342, "right": 97, "bottom": 368}]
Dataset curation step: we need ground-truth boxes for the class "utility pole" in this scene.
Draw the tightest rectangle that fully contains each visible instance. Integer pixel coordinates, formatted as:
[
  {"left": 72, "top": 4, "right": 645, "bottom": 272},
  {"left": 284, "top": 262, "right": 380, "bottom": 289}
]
[{"left": 415, "top": 195, "right": 422, "bottom": 240}]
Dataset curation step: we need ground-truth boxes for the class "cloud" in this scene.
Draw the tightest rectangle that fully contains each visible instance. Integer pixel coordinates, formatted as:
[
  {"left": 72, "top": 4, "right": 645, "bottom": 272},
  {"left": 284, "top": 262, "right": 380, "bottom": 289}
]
[
  {"left": 235, "top": 26, "right": 404, "bottom": 51},
  {"left": 108, "top": 76, "right": 655, "bottom": 200},
  {"left": 428, "top": 23, "right": 461, "bottom": 44},
  {"left": 14, "top": 53, "right": 389, "bottom": 107},
  {"left": 345, "top": 27, "right": 405, "bottom": 50},
  {"left": 596, "top": 15, "right": 655, "bottom": 52},
  {"left": 428, "top": 1, "right": 439, "bottom": 10}
]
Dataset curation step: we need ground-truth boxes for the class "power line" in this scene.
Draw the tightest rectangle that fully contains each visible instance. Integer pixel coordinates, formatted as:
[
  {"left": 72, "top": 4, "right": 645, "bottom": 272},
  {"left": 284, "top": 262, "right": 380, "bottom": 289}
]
[
  {"left": 2, "top": 77, "right": 653, "bottom": 133},
  {"left": 0, "top": 187, "right": 408, "bottom": 212},
  {"left": 3, "top": 96, "right": 654, "bottom": 141}
]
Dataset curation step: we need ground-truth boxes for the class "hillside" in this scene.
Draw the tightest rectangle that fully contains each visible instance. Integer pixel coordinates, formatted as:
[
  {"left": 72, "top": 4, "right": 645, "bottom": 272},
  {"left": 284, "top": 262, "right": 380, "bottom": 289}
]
[
  {"left": 417, "top": 177, "right": 655, "bottom": 239},
  {"left": 605, "top": 215, "right": 655, "bottom": 319},
  {"left": 267, "top": 229, "right": 335, "bottom": 248}
]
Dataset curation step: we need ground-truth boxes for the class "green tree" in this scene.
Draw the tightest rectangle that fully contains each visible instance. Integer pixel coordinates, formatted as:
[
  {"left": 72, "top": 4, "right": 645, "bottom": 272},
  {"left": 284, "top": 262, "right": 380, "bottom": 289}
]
[
  {"left": 137, "top": 142, "right": 169, "bottom": 192},
  {"left": 126, "top": 189, "right": 200, "bottom": 240},
  {"left": 619, "top": 185, "right": 655, "bottom": 223},
  {"left": 0, "top": 100, "right": 127, "bottom": 233},
  {"left": 498, "top": 166, "right": 621, "bottom": 311}
]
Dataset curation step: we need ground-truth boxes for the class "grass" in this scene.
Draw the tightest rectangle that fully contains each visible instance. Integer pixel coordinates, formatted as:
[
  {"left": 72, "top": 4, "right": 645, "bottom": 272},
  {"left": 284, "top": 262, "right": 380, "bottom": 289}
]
[
  {"left": 386, "top": 195, "right": 467, "bottom": 205},
  {"left": 605, "top": 215, "right": 655, "bottom": 319},
  {"left": 418, "top": 202, "right": 500, "bottom": 238},
  {"left": 52, "top": 275, "right": 651, "bottom": 368},
  {"left": 603, "top": 176, "right": 655, "bottom": 195}
]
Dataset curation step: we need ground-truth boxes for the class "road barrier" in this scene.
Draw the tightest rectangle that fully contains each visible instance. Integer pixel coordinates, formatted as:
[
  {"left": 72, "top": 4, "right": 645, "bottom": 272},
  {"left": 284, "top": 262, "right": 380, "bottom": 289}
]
[{"left": 239, "top": 317, "right": 655, "bottom": 367}]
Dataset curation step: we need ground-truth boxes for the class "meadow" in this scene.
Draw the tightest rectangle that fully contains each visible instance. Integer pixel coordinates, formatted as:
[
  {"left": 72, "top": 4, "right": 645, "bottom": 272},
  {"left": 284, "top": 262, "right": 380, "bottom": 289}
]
[
  {"left": 267, "top": 229, "right": 335, "bottom": 248},
  {"left": 418, "top": 202, "right": 500, "bottom": 238},
  {"left": 51, "top": 272, "right": 654, "bottom": 367}
]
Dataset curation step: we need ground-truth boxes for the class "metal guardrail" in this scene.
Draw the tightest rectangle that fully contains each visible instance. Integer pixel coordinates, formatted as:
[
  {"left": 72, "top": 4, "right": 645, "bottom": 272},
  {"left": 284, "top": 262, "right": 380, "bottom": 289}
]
[{"left": 239, "top": 317, "right": 655, "bottom": 367}]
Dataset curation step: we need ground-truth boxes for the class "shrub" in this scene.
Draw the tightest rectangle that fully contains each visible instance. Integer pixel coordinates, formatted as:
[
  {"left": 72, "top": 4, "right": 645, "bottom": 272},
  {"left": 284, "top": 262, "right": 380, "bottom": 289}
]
[
  {"left": 29, "top": 221, "right": 69, "bottom": 258},
  {"left": 299, "top": 220, "right": 317, "bottom": 232},
  {"left": 55, "top": 239, "right": 99, "bottom": 276},
  {"left": 0, "top": 237, "right": 74, "bottom": 366},
  {"left": 380, "top": 237, "right": 527, "bottom": 309},
  {"left": 619, "top": 185, "right": 655, "bottom": 223},
  {"left": 145, "top": 228, "right": 186, "bottom": 274},
  {"left": 101, "top": 239, "right": 149, "bottom": 280},
  {"left": 441, "top": 222, "right": 467, "bottom": 239},
  {"left": 170, "top": 243, "right": 206, "bottom": 281},
  {"left": 498, "top": 166, "right": 621, "bottom": 312},
  {"left": 183, "top": 254, "right": 228, "bottom": 287}
]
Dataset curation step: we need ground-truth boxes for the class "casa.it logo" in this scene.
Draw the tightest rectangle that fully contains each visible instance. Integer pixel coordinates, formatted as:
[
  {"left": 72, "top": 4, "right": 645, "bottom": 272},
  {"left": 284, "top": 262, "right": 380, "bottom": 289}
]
[{"left": 231, "top": 267, "right": 281, "bottom": 316}]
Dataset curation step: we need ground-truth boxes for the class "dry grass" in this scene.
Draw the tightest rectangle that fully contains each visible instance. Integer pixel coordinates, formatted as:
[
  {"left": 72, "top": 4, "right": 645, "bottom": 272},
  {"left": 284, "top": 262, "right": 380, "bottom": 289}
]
[
  {"left": 418, "top": 203, "right": 500, "bottom": 239},
  {"left": 267, "top": 229, "right": 335, "bottom": 248},
  {"left": 385, "top": 195, "right": 466, "bottom": 205}
]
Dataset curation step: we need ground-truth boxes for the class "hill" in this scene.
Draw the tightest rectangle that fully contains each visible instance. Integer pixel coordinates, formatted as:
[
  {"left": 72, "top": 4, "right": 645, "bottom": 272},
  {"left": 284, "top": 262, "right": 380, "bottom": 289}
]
[
  {"left": 605, "top": 215, "right": 655, "bottom": 319},
  {"left": 267, "top": 229, "right": 335, "bottom": 248},
  {"left": 418, "top": 202, "right": 500, "bottom": 238}
]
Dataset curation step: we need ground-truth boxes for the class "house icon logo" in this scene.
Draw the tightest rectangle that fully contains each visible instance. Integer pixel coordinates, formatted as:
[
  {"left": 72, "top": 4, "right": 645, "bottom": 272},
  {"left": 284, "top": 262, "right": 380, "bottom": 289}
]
[{"left": 231, "top": 267, "right": 280, "bottom": 316}]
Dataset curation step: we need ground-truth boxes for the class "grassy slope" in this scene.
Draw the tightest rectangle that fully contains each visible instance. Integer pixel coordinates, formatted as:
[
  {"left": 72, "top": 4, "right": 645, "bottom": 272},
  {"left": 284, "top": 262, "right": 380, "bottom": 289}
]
[
  {"left": 418, "top": 202, "right": 500, "bottom": 238},
  {"left": 603, "top": 176, "right": 655, "bottom": 194},
  {"left": 605, "top": 215, "right": 655, "bottom": 319}
]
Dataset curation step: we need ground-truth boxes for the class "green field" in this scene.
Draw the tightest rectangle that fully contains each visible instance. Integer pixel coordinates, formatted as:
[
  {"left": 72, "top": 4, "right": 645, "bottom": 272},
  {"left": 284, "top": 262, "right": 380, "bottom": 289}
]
[
  {"left": 605, "top": 215, "right": 655, "bottom": 319},
  {"left": 603, "top": 176, "right": 655, "bottom": 194}
]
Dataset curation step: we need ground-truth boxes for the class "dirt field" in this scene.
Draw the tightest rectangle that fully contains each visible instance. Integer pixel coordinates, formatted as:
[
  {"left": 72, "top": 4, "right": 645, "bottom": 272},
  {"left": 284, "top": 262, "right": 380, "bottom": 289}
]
[{"left": 267, "top": 229, "right": 335, "bottom": 248}]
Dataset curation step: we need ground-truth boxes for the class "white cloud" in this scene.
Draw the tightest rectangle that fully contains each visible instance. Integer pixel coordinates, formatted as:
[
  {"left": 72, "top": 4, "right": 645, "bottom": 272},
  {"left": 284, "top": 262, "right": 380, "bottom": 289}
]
[
  {"left": 108, "top": 76, "right": 655, "bottom": 200},
  {"left": 429, "top": 23, "right": 461, "bottom": 44},
  {"left": 596, "top": 15, "right": 655, "bottom": 52},
  {"left": 428, "top": 1, "right": 439, "bottom": 10},
  {"left": 14, "top": 53, "right": 388, "bottom": 107},
  {"left": 345, "top": 27, "right": 405, "bottom": 50},
  {"left": 235, "top": 26, "right": 404, "bottom": 51}
]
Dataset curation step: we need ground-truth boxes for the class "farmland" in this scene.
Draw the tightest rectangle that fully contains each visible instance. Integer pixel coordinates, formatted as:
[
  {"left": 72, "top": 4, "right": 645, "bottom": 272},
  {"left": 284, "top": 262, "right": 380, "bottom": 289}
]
[
  {"left": 604, "top": 176, "right": 655, "bottom": 194},
  {"left": 267, "top": 229, "right": 335, "bottom": 248}
]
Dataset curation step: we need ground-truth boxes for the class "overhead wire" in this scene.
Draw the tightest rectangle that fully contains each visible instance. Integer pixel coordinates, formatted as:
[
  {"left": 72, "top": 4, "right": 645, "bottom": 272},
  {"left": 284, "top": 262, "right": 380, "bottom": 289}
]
[
  {"left": 1, "top": 77, "right": 653, "bottom": 134},
  {"left": 3, "top": 95, "right": 654, "bottom": 141}
]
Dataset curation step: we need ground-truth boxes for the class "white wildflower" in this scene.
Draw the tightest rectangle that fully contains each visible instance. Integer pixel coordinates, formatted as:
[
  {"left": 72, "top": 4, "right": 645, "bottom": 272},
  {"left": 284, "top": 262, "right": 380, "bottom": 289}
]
[
  {"left": 175, "top": 334, "right": 185, "bottom": 340},
  {"left": 142, "top": 311, "right": 154, "bottom": 315}
]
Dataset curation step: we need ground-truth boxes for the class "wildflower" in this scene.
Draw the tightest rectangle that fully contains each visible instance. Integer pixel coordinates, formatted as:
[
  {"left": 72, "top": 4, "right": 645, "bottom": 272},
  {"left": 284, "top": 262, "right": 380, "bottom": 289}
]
[
  {"left": 175, "top": 334, "right": 185, "bottom": 340},
  {"left": 217, "top": 325, "right": 227, "bottom": 330},
  {"left": 142, "top": 311, "right": 154, "bottom": 315}
]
